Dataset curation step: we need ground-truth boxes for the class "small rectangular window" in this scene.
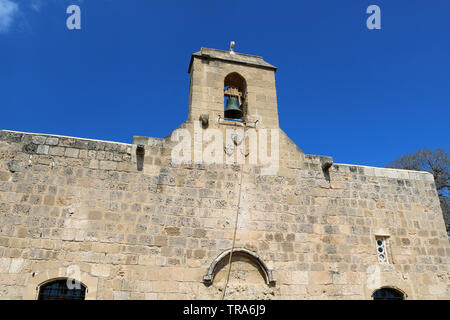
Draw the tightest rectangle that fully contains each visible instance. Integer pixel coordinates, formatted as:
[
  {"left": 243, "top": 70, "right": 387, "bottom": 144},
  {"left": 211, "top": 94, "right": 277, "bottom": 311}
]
[{"left": 375, "top": 236, "right": 389, "bottom": 263}]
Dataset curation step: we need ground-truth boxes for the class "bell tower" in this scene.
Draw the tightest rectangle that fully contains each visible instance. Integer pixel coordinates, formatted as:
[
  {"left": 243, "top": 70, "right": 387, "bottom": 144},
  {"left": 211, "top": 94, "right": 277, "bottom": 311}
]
[{"left": 187, "top": 43, "right": 279, "bottom": 129}]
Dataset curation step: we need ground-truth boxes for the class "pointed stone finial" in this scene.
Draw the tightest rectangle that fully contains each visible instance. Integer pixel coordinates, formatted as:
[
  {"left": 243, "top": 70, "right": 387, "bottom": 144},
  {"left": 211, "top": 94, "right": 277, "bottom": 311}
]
[{"left": 230, "top": 41, "right": 235, "bottom": 54}]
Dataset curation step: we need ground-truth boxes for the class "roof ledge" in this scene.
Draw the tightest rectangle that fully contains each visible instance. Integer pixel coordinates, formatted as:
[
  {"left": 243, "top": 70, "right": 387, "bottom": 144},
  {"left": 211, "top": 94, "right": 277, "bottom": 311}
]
[{"left": 188, "top": 47, "right": 277, "bottom": 73}]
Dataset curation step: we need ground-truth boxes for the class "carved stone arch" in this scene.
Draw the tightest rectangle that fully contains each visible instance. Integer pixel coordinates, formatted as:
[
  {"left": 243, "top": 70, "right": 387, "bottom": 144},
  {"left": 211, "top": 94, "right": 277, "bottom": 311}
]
[
  {"left": 202, "top": 248, "right": 275, "bottom": 286},
  {"left": 224, "top": 72, "right": 247, "bottom": 92},
  {"left": 37, "top": 276, "right": 88, "bottom": 289}
]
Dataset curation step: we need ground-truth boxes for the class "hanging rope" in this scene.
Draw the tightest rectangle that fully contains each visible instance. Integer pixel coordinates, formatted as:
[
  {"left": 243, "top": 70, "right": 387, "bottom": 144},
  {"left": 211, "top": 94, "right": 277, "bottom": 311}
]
[
  {"left": 222, "top": 126, "right": 247, "bottom": 300},
  {"left": 221, "top": 162, "right": 244, "bottom": 300}
]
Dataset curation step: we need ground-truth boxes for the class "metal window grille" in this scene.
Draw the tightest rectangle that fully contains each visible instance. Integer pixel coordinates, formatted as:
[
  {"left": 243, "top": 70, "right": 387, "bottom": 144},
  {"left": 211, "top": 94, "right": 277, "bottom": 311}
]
[
  {"left": 38, "top": 279, "right": 86, "bottom": 300},
  {"left": 375, "top": 237, "right": 389, "bottom": 263},
  {"left": 373, "top": 288, "right": 404, "bottom": 300}
]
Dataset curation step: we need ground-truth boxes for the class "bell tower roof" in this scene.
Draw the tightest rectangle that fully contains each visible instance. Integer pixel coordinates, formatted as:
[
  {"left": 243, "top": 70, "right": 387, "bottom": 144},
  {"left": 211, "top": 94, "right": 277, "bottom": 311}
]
[{"left": 188, "top": 47, "right": 277, "bottom": 73}]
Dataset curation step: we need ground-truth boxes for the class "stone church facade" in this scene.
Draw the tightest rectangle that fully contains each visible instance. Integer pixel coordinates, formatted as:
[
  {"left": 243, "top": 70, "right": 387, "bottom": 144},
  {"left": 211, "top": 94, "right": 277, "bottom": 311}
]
[{"left": 0, "top": 47, "right": 448, "bottom": 300}]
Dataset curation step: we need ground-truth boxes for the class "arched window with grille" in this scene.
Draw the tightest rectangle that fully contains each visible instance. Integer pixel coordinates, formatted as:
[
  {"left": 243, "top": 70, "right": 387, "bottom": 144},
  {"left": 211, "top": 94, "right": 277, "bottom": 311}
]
[
  {"left": 372, "top": 287, "right": 405, "bottom": 300},
  {"left": 38, "top": 278, "right": 86, "bottom": 300}
]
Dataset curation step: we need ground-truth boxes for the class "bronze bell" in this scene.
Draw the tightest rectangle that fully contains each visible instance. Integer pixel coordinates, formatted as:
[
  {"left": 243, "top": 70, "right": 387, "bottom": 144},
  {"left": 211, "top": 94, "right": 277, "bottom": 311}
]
[{"left": 224, "top": 96, "right": 243, "bottom": 119}]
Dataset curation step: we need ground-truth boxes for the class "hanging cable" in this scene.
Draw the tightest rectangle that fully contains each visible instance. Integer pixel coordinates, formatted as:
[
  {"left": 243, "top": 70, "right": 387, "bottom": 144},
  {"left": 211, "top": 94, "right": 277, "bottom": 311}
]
[
  {"left": 222, "top": 126, "right": 247, "bottom": 300},
  {"left": 221, "top": 162, "right": 243, "bottom": 300}
]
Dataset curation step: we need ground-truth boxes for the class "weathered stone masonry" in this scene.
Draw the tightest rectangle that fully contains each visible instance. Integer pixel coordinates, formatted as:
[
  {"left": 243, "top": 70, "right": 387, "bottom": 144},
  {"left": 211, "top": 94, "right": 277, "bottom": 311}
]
[{"left": 0, "top": 47, "right": 448, "bottom": 300}]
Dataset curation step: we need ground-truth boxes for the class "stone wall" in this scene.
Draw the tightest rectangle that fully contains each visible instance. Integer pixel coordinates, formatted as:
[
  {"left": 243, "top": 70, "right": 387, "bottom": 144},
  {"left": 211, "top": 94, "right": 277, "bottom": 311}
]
[{"left": 0, "top": 129, "right": 448, "bottom": 300}]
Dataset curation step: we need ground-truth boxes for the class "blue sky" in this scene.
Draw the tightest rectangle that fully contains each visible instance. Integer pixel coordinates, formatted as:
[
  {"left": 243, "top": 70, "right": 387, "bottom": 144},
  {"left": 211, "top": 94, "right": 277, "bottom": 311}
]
[{"left": 1, "top": 0, "right": 449, "bottom": 167}]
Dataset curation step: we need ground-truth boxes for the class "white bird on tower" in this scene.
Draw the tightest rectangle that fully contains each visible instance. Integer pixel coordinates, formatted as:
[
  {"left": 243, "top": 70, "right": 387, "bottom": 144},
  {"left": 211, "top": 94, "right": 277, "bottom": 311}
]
[{"left": 230, "top": 41, "right": 235, "bottom": 54}]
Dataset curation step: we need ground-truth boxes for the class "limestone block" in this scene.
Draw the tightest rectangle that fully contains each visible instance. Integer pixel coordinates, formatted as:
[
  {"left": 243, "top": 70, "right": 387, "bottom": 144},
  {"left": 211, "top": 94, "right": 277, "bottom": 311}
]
[
  {"left": 49, "top": 146, "right": 65, "bottom": 156},
  {"left": 31, "top": 136, "right": 46, "bottom": 145},
  {"left": 0, "top": 258, "right": 11, "bottom": 273},
  {"left": 145, "top": 293, "right": 157, "bottom": 300},
  {"left": 292, "top": 271, "right": 309, "bottom": 285},
  {"left": 0, "top": 171, "right": 10, "bottom": 181},
  {"left": 36, "top": 145, "right": 49, "bottom": 155},
  {"left": 113, "top": 291, "right": 130, "bottom": 300},
  {"left": 8, "top": 259, "right": 24, "bottom": 274},
  {"left": 309, "top": 271, "right": 332, "bottom": 285},
  {"left": 46, "top": 137, "right": 59, "bottom": 146},
  {"left": 91, "top": 264, "right": 110, "bottom": 277},
  {"left": 88, "top": 211, "right": 103, "bottom": 220},
  {"left": 331, "top": 272, "right": 347, "bottom": 285},
  {"left": 428, "top": 284, "right": 446, "bottom": 295},
  {"left": 65, "top": 148, "right": 80, "bottom": 158}
]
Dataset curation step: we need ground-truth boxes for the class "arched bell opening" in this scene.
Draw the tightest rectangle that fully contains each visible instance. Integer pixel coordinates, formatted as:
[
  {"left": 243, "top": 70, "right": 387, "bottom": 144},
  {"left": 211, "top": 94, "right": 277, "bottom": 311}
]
[
  {"left": 203, "top": 248, "right": 275, "bottom": 287},
  {"left": 224, "top": 73, "right": 247, "bottom": 121}
]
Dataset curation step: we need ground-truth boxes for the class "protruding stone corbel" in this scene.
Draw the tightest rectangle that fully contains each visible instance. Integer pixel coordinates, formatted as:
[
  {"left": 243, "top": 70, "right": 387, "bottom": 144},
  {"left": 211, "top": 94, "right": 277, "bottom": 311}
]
[
  {"left": 199, "top": 114, "right": 209, "bottom": 128},
  {"left": 320, "top": 156, "right": 333, "bottom": 182},
  {"left": 321, "top": 160, "right": 333, "bottom": 171},
  {"left": 136, "top": 144, "right": 145, "bottom": 156},
  {"left": 136, "top": 144, "right": 145, "bottom": 171}
]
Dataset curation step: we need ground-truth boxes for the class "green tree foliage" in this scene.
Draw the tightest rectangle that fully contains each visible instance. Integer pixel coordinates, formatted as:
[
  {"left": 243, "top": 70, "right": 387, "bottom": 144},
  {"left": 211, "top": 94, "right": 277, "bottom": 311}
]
[{"left": 387, "top": 149, "right": 449, "bottom": 234}]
